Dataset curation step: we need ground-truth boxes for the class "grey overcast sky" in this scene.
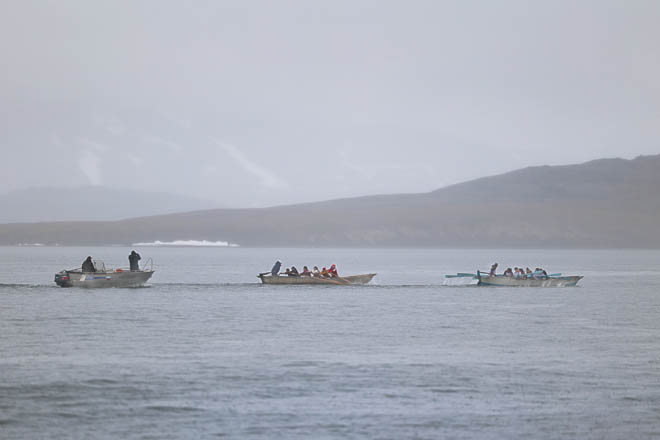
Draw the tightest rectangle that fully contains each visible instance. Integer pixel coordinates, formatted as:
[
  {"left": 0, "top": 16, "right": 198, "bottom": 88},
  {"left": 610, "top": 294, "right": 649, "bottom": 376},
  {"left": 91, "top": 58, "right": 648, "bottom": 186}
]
[{"left": 1, "top": 0, "right": 659, "bottom": 207}]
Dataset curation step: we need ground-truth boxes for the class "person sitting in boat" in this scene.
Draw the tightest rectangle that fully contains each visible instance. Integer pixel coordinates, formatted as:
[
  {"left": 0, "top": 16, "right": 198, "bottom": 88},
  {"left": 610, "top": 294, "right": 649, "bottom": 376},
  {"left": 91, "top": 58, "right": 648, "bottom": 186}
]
[
  {"left": 312, "top": 266, "right": 321, "bottom": 277},
  {"left": 489, "top": 263, "right": 498, "bottom": 276},
  {"left": 503, "top": 267, "right": 513, "bottom": 277},
  {"left": 289, "top": 266, "right": 300, "bottom": 277},
  {"left": 525, "top": 267, "right": 532, "bottom": 277},
  {"left": 271, "top": 260, "right": 282, "bottom": 276},
  {"left": 513, "top": 267, "right": 521, "bottom": 279},
  {"left": 129, "top": 250, "right": 141, "bottom": 271},
  {"left": 533, "top": 268, "right": 547, "bottom": 279},
  {"left": 301, "top": 266, "right": 312, "bottom": 276},
  {"left": 328, "top": 264, "right": 339, "bottom": 278},
  {"left": 284, "top": 268, "right": 291, "bottom": 276},
  {"left": 81, "top": 256, "right": 96, "bottom": 273},
  {"left": 320, "top": 267, "right": 330, "bottom": 278}
]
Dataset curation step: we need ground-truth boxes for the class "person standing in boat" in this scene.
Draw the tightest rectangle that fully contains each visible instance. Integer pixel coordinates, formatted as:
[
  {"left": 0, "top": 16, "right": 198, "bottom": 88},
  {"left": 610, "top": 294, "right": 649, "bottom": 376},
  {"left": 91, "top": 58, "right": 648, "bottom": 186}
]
[
  {"left": 129, "top": 250, "right": 141, "bottom": 271},
  {"left": 271, "top": 260, "right": 282, "bottom": 276},
  {"left": 81, "top": 256, "right": 96, "bottom": 273}
]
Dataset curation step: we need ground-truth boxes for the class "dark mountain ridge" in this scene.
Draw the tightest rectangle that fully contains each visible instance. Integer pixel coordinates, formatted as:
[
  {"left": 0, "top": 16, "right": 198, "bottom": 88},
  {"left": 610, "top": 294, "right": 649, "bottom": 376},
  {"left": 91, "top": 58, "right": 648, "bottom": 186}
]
[{"left": 1, "top": 154, "right": 659, "bottom": 248}]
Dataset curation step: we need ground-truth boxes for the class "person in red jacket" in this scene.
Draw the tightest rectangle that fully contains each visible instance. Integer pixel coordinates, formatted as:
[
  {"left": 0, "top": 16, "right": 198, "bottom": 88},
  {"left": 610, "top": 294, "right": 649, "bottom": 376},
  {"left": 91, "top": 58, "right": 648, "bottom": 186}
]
[{"left": 328, "top": 264, "right": 339, "bottom": 277}]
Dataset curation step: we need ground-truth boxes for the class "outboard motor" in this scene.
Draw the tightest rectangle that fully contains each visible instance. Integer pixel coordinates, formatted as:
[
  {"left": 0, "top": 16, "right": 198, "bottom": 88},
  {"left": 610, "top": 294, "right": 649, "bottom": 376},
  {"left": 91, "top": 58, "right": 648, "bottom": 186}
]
[{"left": 54, "top": 271, "right": 71, "bottom": 287}]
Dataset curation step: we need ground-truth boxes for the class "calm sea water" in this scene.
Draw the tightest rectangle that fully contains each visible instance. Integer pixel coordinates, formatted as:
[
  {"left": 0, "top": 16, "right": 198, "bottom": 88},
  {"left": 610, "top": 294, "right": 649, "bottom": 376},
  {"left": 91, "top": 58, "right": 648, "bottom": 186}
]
[{"left": 1, "top": 247, "right": 659, "bottom": 439}]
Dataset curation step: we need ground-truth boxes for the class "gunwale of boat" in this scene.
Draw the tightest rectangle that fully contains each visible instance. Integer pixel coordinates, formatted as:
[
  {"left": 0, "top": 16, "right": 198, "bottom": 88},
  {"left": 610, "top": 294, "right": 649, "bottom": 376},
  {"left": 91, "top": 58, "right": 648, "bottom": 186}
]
[
  {"left": 258, "top": 273, "right": 377, "bottom": 285},
  {"left": 476, "top": 274, "right": 583, "bottom": 287}
]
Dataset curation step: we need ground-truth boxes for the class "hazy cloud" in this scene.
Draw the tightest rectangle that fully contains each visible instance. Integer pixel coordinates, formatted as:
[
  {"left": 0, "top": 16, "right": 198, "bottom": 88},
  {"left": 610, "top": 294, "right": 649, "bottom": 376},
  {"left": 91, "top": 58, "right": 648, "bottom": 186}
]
[
  {"left": 77, "top": 139, "right": 108, "bottom": 185},
  {"left": 78, "top": 150, "right": 102, "bottom": 185},
  {"left": 1, "top": 1, "right": 659, "bottom": 206},
  {"left": 142, "top": 134, "right": 183, "bottom": 152},
  {"left": 215, "top": 141, "right": 288, "bottom": 189}
]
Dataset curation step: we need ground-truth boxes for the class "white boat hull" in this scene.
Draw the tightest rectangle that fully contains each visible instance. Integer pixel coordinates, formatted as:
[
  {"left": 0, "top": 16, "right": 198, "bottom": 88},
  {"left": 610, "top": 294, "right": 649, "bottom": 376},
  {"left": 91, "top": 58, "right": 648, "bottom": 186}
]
[{"left": 477, "top": 274, "right": 582, "bottom": 287}]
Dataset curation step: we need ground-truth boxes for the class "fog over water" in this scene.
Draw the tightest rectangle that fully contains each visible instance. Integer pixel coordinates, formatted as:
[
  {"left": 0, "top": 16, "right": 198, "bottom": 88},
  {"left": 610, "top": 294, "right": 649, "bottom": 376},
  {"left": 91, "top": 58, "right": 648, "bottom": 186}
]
[{"left": 2, "top": 1, "right": 660, "bottom": 207}]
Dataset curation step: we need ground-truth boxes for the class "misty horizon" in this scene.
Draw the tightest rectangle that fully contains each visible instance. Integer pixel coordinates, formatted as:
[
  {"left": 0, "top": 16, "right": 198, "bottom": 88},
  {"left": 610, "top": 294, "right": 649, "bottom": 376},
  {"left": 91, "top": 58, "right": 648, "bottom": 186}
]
[{"left": 2, "top": 1, "right": 660, "bottom": 209}]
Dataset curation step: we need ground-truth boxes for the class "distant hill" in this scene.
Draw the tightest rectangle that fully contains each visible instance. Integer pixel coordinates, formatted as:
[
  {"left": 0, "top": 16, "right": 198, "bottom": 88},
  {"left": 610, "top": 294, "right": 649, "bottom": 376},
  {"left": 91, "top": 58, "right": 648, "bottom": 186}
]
[
  {"left": 0, "top": 186, "right": 217, "bottom": 223},
  {"left": 1, "top": 155, "right": 660, "bottom": 247}
]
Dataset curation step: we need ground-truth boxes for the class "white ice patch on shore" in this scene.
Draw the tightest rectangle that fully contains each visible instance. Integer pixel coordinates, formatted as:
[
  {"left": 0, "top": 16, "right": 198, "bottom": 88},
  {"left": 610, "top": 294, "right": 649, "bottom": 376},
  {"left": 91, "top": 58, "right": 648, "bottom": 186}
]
[{"left": 132, "top": 240, "right": 239, "bottom": 247}]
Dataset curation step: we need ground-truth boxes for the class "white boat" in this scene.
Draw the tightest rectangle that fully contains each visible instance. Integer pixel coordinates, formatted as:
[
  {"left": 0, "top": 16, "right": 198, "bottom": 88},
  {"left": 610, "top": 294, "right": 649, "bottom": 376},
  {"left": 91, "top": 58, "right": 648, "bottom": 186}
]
[
  {"left": 54, "top": 259, "right": 154, "bottom": 288},
  {"left": 445, "top": 271, "right": 583, "bottom": 287},
  {"left": 476, "top": 271, "right": 582, "bottom": 287}
]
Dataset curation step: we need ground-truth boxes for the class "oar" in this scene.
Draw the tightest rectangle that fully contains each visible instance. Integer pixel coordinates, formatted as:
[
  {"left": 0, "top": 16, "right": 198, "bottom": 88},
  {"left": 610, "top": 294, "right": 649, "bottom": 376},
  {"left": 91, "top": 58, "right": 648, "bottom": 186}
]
[{"left": 328, "top": 276, "right": 350, "bottom": 285}]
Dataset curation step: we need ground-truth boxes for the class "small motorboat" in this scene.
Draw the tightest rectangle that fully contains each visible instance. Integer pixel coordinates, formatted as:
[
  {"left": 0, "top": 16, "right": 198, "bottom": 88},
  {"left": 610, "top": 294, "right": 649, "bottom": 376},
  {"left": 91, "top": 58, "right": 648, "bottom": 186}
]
[
  {"left": 258, "top": 273, "right": 376, "bottom": 285},
  {"left": 54, "top": 259, "right": 154, "bottom": 288}
]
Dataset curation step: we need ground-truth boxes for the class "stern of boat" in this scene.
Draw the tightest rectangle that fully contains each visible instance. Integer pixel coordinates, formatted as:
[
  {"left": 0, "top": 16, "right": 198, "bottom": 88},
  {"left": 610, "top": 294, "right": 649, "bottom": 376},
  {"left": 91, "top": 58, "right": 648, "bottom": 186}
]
[{"left": 54, "top": 270, "right": 73, "bottom": 288}]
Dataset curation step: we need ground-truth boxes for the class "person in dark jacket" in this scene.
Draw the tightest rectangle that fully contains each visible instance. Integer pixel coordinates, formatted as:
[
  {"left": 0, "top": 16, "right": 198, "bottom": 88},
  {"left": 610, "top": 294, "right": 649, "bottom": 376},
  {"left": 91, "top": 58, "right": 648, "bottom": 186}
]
[
  {"left": 129, "top": 250, "right": 141, "bottom": 271},
  {"left": 271, "top": 260, "right": 282, "bottom": 276},
  {"left": 81, "top": 256, "right": 96, "bottom": 273}
]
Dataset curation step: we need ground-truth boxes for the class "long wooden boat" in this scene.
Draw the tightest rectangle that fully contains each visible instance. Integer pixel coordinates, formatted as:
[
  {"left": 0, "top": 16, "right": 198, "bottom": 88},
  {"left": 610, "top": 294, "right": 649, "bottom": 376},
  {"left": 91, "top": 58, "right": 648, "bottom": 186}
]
[
  {"left": 476, "top": 271, "right": 582, "bottom": 287},
  {"left": 258, "top": 273, "right": 376, "bottom": 285}
]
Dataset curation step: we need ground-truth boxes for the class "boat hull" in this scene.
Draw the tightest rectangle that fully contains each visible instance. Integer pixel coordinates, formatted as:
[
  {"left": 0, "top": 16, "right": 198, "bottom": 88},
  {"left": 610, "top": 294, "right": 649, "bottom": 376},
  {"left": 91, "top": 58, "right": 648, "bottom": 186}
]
[
  {"left": 55, "top": 270, "right": 154, "bottom": 288},
  {"left": 258, "top": 273, "right": 376, "bottom": 285},
  {"left": 477, "top": 274, "right": 582, "bottom": 287}
]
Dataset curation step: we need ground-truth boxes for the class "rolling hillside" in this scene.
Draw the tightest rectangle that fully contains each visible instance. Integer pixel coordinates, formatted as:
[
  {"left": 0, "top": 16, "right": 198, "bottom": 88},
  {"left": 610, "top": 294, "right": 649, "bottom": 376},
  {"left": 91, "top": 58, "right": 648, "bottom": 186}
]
[{"left": 1, "top": 155, "right": 659, "bottom": 248}]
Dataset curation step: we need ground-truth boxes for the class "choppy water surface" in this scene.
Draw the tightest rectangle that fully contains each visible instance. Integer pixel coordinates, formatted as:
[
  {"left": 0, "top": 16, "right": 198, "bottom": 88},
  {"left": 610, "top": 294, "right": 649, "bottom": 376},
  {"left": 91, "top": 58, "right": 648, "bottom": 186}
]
[{"left": 1, "top": 247, "right": 660, "bottom": 439}]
